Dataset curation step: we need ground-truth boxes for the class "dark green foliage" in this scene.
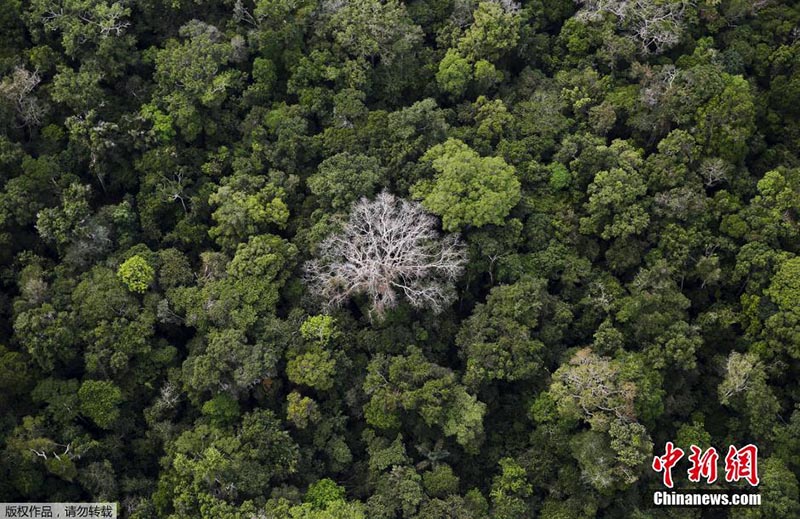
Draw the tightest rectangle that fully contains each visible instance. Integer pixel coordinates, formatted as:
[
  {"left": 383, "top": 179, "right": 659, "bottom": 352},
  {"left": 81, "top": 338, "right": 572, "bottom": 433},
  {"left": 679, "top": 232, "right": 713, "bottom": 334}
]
[{"left": 78, "top": 380, "right": 123, "bottom": 429}]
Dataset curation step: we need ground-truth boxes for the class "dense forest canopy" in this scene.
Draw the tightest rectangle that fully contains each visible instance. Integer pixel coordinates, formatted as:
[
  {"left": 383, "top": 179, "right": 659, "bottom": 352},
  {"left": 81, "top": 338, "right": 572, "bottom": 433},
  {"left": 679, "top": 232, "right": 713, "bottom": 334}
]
[{"left": 1, "top": 0, "right": 800, "bottom": 517}]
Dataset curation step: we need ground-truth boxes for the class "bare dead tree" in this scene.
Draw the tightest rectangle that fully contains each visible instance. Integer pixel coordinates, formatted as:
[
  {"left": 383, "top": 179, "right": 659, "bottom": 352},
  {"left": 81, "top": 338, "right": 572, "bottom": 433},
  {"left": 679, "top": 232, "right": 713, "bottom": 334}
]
[
  {"left": 575, "top": 0, "right": 628, "bottom": 20},
  {"left": 0, "top": 66, "right": 46, "bottom": 127},
  {"left": 157, "top": 169, "right": 189, "bottom": 213},
  {"left": 587, "top": 280, "right": 614, "bottom": 312},
  {"left": 80, "top": 7, "right": 130, "bottom": 36},
  {"left": 639, "top": 64, "right": 677, "bottom": 107},
  {"left": 158, "top": 382, "right": 182, "bottom": 408},
  {"left": 718, "top": 351, "right": 759, "bottom": 405},
  {"left": 305, "top": 191, "right": 467, "bottom": 319},
  {"left": 575, "top": 0, "right": 691, "bottom": 54},
  {"left": 41, "top": 1, "right": 131, "bottom": 37},
  {"left": 30, "top": 448, "right": 49, "bottom": 460},
  {"left": 631, "top": 0, "right": 688, "bottom": 54},
  {"left": 233, "top": 0, "right": 261, "bottom": 27},
  {"left": 555, "top": 347, "right": 637, "bottom": 424},
  {"left": 28, "top": 442, "right": 76, "bottom": 462},
  {"left": 698, "top": 157, "right": 730, "bottom": 188}
]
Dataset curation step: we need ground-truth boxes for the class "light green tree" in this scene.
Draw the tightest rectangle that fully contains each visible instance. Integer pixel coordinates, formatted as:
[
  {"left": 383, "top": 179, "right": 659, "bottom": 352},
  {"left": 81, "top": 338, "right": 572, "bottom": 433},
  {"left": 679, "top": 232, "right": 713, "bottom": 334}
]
[
  {"left": 117, "top": 255, "right": 154, "bottom": 294},
  {"left": 413, "top": 139, "right": 520, "bottom": 231}
]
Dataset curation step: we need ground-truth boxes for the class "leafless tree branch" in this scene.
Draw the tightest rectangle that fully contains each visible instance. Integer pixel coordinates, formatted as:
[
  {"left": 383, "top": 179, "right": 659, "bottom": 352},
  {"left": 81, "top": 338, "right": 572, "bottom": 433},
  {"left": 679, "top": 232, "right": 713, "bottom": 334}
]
[{"left": 305, "top": 191, "right": 467, "bottom": 319}]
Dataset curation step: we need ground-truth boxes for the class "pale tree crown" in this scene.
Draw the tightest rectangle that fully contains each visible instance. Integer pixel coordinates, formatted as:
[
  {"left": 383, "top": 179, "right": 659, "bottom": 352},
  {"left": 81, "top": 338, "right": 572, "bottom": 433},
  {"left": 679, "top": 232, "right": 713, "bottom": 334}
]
[{"left": 305, "top": 191, "right": 467, "bottom": 319}]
